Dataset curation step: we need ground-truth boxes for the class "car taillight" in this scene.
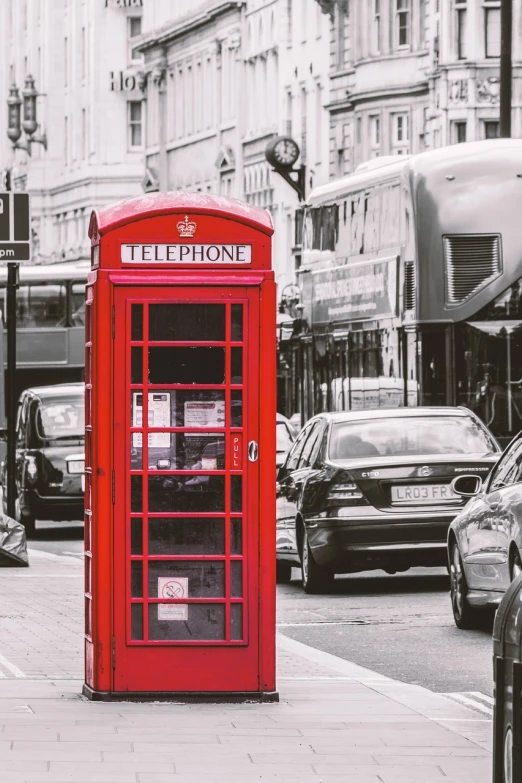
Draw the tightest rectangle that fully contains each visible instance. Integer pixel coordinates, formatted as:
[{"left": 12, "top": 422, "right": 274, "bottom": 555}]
[
  {"left": 327, "top": 482, "right": 366, "bottom": 504},
  {"left": 24, "top": 456, "right": 38, "bottom": 486}
]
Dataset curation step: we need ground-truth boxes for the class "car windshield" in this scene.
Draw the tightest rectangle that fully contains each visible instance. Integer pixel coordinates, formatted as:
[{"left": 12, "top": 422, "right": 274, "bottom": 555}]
[
  {"left": 277, "top": 421, "right": 294, "bottom": 453},
  {"left": 329, "top": 416, "right": 497, "bottom": 460},
  {"left": 36, "top": 396, "right": 85, "bottom": 440}
]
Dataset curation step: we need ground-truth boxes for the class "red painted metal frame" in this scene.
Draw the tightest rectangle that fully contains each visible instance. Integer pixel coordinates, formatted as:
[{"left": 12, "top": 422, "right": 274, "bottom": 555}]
[
  {"left": 124, "top": 294, "right": 249, "bottom": 647},
  {"left": 112, "top": 287, "right": 261, "bottom": 691},
  {"left": 85, "top": 194, "right": 275, "bottom": 696}
]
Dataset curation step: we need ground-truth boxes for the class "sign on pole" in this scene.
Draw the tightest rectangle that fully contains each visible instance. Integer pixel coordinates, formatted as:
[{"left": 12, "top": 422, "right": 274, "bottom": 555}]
[{"left": 0, "top": 193, "right": 30, "bottom": 262}]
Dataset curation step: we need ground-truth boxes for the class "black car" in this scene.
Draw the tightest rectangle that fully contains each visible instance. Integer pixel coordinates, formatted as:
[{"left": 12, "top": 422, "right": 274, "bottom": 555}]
[
  {"left": 276, "top": 407, "right": 500, "bottom": 593},
  {"left": 1, "top": 383, "right": 85, "bottom": 536}
]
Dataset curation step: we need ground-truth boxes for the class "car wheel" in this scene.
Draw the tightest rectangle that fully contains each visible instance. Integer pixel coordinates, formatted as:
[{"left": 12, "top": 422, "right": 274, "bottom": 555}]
[
  {"left": 276, "top": 561, "right": 292, "bottom": 584},
  {"left": 450, "top": 542, "right": 484, "bottom": 630},
  {"left": 301, "top": 528, "right": 335, "bottom": 594},
  {"left": 510, "top": 548, "right": 522, "bottom": 582}
]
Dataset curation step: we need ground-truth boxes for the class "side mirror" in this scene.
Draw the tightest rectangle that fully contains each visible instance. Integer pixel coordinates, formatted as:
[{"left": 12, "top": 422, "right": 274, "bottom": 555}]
[
  {"left": 451, "top": 474, "right": 482, "bottom": 497},
  {"left": 0, "top": 427, "right": 7, "bottom": 443},
  {"left": 276, "top": 465, "right": 286, "bottom": 483}
]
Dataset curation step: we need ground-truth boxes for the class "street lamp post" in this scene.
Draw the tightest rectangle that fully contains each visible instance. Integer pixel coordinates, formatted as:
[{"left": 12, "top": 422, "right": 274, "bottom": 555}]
[
  {"left": 6, "top": 75, "right": 47, "bottom": 157},
  {"left": 500, "top": 0, "right": 513, "bottom": 138}
]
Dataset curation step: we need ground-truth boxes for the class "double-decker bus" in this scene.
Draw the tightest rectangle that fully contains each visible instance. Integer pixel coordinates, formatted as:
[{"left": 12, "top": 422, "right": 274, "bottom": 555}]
[
  {"left": 0, "top": 260, "right": 89, "bottom": 401},
  {"left": 279, "top": 139, "right": 522, "bottom": 446}
]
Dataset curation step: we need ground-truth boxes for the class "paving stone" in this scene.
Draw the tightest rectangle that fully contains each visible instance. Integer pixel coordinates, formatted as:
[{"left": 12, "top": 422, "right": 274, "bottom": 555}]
[
  {"left": 0, "top": 554, "right": 494, "bottom": 783},
  {"left": 313, "top": 765, "right": 446, "bottom": 780},
  {"left": 138, "top": 775, "right": 379, "bottom": 783},
  {"left": 0, "top": 761, "right": 49, "bottom": 773},
  {"left": 373, "top": 745, "right": 491, "bottom": 757},
  {"left": 249, "top": 752, "right": 379, "bottom": 765}
]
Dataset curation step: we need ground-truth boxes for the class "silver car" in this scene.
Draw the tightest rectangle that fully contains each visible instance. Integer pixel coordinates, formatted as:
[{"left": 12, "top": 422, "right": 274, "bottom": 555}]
[
  {"left": 448, "top": 431, "right": 522, "bottom": 629},
  {"left": 276, "top": 413, "right": 297, "bottom": 469}
]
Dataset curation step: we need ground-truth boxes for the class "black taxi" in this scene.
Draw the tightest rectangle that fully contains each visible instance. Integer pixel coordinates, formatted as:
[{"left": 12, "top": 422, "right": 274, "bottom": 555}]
[{"left": 1, "top": 383, "right": 85, "bottom": 536}]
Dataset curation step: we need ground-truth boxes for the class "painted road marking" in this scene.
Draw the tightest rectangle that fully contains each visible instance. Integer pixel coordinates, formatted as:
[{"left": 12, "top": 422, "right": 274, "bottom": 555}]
[
  {"left": 442, "top": 692, "right": 493, "bottom": 716},
  {"left": 0, "top": 652, "right": 26, "bottom": 678}
]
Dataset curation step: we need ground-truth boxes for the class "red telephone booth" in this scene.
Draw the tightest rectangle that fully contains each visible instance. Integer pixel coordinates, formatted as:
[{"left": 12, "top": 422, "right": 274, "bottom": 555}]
[{"left": 83, "top": 193, "right": 276, "bottom": 700}]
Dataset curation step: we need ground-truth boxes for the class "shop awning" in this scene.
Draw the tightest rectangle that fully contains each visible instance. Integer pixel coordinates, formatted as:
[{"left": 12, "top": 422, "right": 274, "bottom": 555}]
[{"left": 466, "top": 320, "right": 522, "bottom": 336}]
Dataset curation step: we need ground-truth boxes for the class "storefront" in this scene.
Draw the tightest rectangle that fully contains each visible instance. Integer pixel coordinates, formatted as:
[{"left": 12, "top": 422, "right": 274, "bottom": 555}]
[{"left": 277, "top": 255, "right": 419, "bottom": 425}]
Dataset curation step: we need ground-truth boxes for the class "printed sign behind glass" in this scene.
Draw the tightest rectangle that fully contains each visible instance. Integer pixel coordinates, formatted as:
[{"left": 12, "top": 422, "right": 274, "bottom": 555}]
[{"left": 311, "top": 257, "right": 399, "bottom": 324}]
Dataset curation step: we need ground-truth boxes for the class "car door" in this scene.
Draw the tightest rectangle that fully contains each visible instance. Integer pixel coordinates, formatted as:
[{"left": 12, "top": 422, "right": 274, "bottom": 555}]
[
  {"left": 491, "top": 439, "right": 522, "bottom": 588},
  {"left": 276, "top": 423, "right": 314, "bottom": 555},
  {"left": 293, "top": 420, "right": 325, "bottom": 508},
  {"left": 1, "top": 398, "right": 23, "bottom": 509},
  {"left": 14, "top": 395, "right": 29, "bottom": 505},
  {"left": 464, "top": 437, "right": 522, "bottom": 590}
]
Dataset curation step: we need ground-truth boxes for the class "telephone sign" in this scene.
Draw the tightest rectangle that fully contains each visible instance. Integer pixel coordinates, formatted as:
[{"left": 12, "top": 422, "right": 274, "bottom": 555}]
[{"left": 84, "top": 192, "right": 277, "bottom": 701}]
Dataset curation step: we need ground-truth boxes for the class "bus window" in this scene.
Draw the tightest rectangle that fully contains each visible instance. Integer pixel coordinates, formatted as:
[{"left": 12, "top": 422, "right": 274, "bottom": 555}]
[
  {"left": 16, "top": 284, "right": 67, "bottom": 327},
  {"left": 311, "top": 208, "right": 322, "bottom": 250},
  {"left": 380, "top": 184, "right": 401, "bottom": 248},
  {"left": 71, "top": 282, "right": 86, "bottom": 326},
  {"left": 322, "top": 206, "right": 338, "bottom": 251},
  {"left": 364, "top": 191, "right": 380, "bottom": 254}
]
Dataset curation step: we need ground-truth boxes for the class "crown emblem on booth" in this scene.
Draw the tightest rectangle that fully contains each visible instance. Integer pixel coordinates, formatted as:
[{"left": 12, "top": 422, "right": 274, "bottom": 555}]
[{"left": 176, "top": 215, "right": 197, "bottom": 238}]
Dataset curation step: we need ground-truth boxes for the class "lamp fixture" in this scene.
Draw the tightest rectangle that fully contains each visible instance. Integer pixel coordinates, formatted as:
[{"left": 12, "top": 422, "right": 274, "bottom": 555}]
[{"left": 6, "top": 75, "right": 47, "bottom": 155}]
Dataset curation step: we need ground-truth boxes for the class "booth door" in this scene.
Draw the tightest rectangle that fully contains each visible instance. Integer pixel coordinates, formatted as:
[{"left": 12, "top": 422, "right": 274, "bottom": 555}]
[{"left": 113, "top": 287, "right": 261, "bottom": 692}]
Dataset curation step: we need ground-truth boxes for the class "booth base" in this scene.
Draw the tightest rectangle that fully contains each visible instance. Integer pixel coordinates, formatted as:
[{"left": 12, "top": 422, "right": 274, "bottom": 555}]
[{"left": 82, "top": 684, "right": 279, "bottom": 703}]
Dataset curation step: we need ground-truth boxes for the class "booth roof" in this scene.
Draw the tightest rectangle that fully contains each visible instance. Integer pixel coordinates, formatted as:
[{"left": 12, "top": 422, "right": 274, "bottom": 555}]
[{"left": 90, "top": 192, "right": 274, "bottom": 237}]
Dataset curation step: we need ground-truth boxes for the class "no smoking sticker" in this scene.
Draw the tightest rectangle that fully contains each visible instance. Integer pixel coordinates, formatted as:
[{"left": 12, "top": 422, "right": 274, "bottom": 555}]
[{"left": 158, "top": 577, "right": 188, "bottom": 621}]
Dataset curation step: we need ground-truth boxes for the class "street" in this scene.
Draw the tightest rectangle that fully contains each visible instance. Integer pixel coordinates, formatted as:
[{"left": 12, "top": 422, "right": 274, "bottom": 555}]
[
  {"left": 28, "top": 529, "right": 494, "bottom": 706},
  {"left": 278, "top": 568, "right": 494, "bottom": 703}
]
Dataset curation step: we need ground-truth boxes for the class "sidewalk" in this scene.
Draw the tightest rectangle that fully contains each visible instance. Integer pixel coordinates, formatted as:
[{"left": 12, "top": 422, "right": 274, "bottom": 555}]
[{"left": 0, "top": 549, "right": 493, "bottom": 783}]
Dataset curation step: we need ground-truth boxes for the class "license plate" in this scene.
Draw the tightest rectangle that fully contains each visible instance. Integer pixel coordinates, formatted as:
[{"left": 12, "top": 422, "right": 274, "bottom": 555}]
[{"left": 391, "top": 483, "right": 459, "bottom": 504}]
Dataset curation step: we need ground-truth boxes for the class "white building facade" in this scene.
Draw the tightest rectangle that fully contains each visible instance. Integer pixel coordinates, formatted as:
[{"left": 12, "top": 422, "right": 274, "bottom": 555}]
[
  {"left": 139, "top": 0, "right": 331, "bottom": 290},
  {"left": 0, "top": 0, "right": 146, "bottom": 264},
  {"left": 315, "top": 0, "right": 522, "bottom": 172}
]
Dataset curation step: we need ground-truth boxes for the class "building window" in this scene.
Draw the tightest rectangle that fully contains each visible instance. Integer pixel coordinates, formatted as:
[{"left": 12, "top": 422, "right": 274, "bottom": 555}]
[
  {"left": 128, "top": 16, "right": 143, "bottom": 63},
  {"left": 396, "top": 0, "right": 410, "bottom": 48},
  {"left": 373, "top": 0, "right": 381, "bottom": 53},
  {"left": 287, "top": 0, "right": 292, "bottom": 43},
  {"left": 82, "top": 108, "right": 87, "bottom": 159},
  {"left": 484, "top": 3, "right": 501, "bottom": 58},
  {"left": 285, "top": 89, "right": 293, "bottom": 136},
  {"left": 300, "top": 86, "right": 307, "bottom": 164},
  {"left": 484, "top": 120, "right": 500, "bottom": 139},
  {"left": 337, "top": 2, "right": 351, "bottom": 68},
  {"left": 315, "top": 83, "right": 323, "bottom": 164},
  {"left": 456, "top": 1, "right": 467, "bottom": 59},
  {"left": 452, "top": 120, "right": 467, "bottom": 143},
  {"left": 356, "top": 115, "right": 362, "bottom": 144},
  {"left": 341, "top": 123, "right": 351, "bottom": 175},
  {"left": 419, "top": 0, "right": 426, "bottom": 43},
  {"left": 81, "top": 26, "right": 86, "bottom": 79},
  {"left": 370, "top": 115, "right": 380, "bottom": 150},
  {"left": 64, "top": 36, "right": 68, "bottom": 87},
  {"left": 393, "top": 113, "right": 409, "bottom": 144},
  {"left": 64, "top": 115, "right": 68, "bottom": 166},
  {"left": 128, "top": 101, "right": 143, "bottom": 148}
]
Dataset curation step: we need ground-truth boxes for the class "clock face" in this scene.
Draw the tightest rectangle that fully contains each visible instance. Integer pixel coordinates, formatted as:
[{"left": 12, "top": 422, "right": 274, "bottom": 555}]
[{"left": 274, "top": 138, "right": 299, "bottom": 167}]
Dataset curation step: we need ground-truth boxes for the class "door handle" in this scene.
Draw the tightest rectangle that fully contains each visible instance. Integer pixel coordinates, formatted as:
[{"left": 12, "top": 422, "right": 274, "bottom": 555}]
[{"left": 248, "top": 441, "right": 258, "bottom": 462}]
